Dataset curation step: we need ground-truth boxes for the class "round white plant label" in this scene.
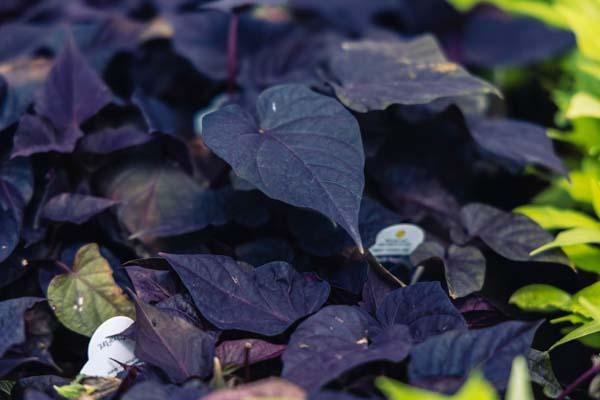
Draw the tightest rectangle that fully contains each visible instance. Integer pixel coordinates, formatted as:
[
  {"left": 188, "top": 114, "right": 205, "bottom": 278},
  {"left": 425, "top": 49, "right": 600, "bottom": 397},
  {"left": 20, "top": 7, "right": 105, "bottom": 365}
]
[
  {"left": 80, "top": 316, "right": 139, "bottom": 377},
  {"left": 369, "top": 224, "right": 425, "bottom": 258}
]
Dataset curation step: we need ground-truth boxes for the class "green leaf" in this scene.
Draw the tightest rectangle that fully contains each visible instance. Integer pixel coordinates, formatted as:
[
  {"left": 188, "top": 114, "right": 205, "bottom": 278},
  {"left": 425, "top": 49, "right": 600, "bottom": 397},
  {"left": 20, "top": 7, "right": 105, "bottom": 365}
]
[
  {"left": 566, "top": 92, "right": 600, "bottom": 119},
  {"left": 555, "top": 0, "right": 600, "bottom": 61},
  {"left": 447, "top": 0, "right": 567, "bottom": 28},
  {"left": 563, "top": 244, "right": 600, "bottom": 273},
  {"left": 550, "top": 313, "right": 589, "bottom": 324},
  {"left": 54, "top": 382, "right": 93, "bottom": 399},
  {"left": 376, "top": 371, "right": 498, "bottom": 400},
  {"left": 515, "top": 205, "right": 600, "bottom": 230},
  {"left": 530, "top": 227, "right": 600, "bottom": 255},
  {"left": 506, "top": 356, "right": 534, "bottom": 400},
  {"left": 549, "top": 319, "right": 600, "bottom": 350},
  {"left": 509, "top": 284, "right": 572, "bottom": 313},
  {"left": 572, "top": 284, "right": 600, "bottom": 318},
  {"left": 47, "top": 243, "right": 134, "bottom": 337}
]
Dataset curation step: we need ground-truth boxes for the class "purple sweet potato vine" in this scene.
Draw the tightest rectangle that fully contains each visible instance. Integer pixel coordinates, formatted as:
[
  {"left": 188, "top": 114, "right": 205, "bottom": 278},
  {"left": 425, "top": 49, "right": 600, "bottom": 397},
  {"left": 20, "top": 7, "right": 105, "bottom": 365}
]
[{"left": 0, "top": 0, "right": 585, "bottom": 399}]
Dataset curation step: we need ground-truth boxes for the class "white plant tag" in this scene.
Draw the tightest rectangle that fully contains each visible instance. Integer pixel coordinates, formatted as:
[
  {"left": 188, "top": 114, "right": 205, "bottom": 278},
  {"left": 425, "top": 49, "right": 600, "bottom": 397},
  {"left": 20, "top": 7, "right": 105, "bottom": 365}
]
[
  {"left": 80, "top": 316, "right": 138, "bottom": 377},
  {"left": 369, "top": 224, "right": 425, "bottom": 258}
]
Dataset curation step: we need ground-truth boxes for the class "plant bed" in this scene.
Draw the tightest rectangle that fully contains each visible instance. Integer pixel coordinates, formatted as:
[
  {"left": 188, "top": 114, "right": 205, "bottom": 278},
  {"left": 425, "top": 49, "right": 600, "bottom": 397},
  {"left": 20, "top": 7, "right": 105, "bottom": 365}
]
[{"left": 1, "top": 0, "right": 599, "bottom": 399}]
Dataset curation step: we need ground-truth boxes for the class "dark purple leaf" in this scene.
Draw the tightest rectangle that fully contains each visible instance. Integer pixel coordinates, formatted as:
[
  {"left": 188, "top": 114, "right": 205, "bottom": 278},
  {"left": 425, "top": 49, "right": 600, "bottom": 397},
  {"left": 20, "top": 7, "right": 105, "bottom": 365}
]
[
  {"left": 121, "top": 381, "right": 208, "bottom": 400},
  {"left": 375, "top": 165, "right": 461, "bottom": 228},
  {"left": 376, "top": 282, "right": 467, "bottom": 342},
  {"left": 132, "top": 297, "right": 216, "bottom": 383},
  {"left": 78, "top": 127, "right": 151, "bottom": 154},
  {"left": 326, "top": 35, "right": 498, "bottom": 112},
  {"left": 467, "top": 118, "right": 567, "bottom": 176},
  {"left": 100, "top": 159, "right": 226, "bottom": 241},
  {"left": 289, "top": 0, "right": 397, "bottom": 34},
  {"left": 0, "top": 158, "right": 33, "bottom": 262},
  {"left": 282, "top": 305, "right": 412, "bottom": 391},
  {"left": 234, "top": 237, "right": 295, "bottom": 266},
  {"left": 162, "top": 253, "right": 330, "bottom": 336},
  {"left": 453, "top": 203, "right": 570, "bottom": 265},
  {"left": 42, "top": 193, "right": 117, "bottom": 224},
  {"left": 156, "top": 293, "right": 211, "bottom": 332},
  {"left": 202, "top": 84, "right": 365, "bottom": 251},
  {"left": 409, "top": 320, "right": 542, "bottom": 391},
  {"left": 168, "top": 11, "right": 288, "bottom": 81},
  {"left": 238, "top": 29, "right": 339, "bottom": 94},
  {"left": 132, "top": 90, "right": 177, "bottom": 135},
  {"left": 0, "top": 297, "right": 44, "bottom": 357},
  {"left": 463, "top": 14, "right": 575, "bottom": 68},
  {"left": 360, "top": 263, "right": 397, "bottom": 315},
  {"left": 411, "top": 242, "right": 486, "bottom": 299},
  {"left": 126, "top": 266, "right": 177, "bottom": 304},
  {"left": 0, "top": 57, "right": 51, "bottom": 131},
  {"left": 216, "top": 339, "right": 286, "bottom": 368},
  {"left": 11, "top": 37, "right": 111, "bottom": 157}
]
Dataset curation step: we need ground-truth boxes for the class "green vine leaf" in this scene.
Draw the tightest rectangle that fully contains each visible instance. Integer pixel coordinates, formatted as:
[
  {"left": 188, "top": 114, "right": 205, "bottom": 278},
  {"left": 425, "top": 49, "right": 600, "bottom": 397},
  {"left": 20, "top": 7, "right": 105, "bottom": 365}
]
[{"left": 47, "top": 243, "right": 134, "bottom": 337}]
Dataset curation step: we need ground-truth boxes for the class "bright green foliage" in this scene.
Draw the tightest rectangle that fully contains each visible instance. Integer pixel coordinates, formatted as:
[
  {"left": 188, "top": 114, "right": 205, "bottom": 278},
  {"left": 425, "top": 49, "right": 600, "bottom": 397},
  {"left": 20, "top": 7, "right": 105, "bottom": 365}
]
[
  {"left": 509, "top": 284, "right": 572, "bottom": 312},
  {"left": 516, "top": 205, "right": 600, "bottom": 230},
  {"left": 47, "top": 243, "right": 134, "bottom": 337},
  {"left": 530, "top": 227, "right": 600, "bottom": 255},
  {"left": 506, "top": 357, "right": 534, "bottom": 400},
  {"left": 447, "top": 0, "right": 567, "bottom": 28},
  {"left": 510, "top": 282, "right": 600, "bottom": 349},
  {"left": 376, "top": 371, "right": 499, "bottom": 400},
  {"left": 451, "top": 0, "right": 600, "bottom": 364},
  {"left": 377, "top": 358, "right": 535, "bottom": 400}
]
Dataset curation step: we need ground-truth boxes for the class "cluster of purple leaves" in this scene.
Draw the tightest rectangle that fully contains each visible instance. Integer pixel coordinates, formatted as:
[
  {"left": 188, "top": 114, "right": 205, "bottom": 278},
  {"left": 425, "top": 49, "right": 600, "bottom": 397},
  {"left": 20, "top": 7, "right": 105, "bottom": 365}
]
[{"left": 0, "top": 0, "right": 577, "bottom": 399}]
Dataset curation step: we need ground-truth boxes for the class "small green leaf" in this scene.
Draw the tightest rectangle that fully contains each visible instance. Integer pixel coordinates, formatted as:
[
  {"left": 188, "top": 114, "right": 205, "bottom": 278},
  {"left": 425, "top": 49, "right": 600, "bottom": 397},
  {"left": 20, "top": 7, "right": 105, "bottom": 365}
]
[
  {"left": 47, "top": 243, "right": 134, "bottom": 337},
  {"left": 506, "top": 356, "right": 534, "bottom": 400},
  {"left": 515, "top": 205, "right": 600, "bottom": 230},
  {"left": 566, "top": 92, "right": 600, "bottom": 119},
  {"left": 376, "top": 371, "right": 498, "bottom": 400},
  {"left": 550, "top": 313, "right": 589, "bottom": 325},
  {"left": 550, "top": 319, "right": 600, "bottom": 351},
  {"left": 530, "top": 227, "right": 600, "bottom": 255},
  {"left": 509, "top": 284, "right": 572, "bottom": 313},
  {"left": 571, "top": 286, "right": 600, "bottom": 318},
  {"left": 54, "top": 383, "right": 94, "bottom": 399},
  {"left": 562, "top": 244, "right": 600, "bottom": 273}
]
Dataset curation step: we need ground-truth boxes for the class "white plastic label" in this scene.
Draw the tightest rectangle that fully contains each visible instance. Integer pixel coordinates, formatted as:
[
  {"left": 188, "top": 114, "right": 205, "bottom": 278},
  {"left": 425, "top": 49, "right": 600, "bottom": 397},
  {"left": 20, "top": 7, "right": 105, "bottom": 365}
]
[
  {"left": 369, "top": 224, "right": 424, "bottom": 258},
  {"left": 80, "top": 316, "right": 139, "bottom": 377}
]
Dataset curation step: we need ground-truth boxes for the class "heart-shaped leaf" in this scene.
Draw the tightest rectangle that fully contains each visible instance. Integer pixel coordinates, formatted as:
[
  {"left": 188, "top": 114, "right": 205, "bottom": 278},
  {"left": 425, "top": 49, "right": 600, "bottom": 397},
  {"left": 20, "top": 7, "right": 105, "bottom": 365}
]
[
  {"left": 162, "top": 253, "right": 330, "bottom": 336},
  {"left": 376, "top": 282, "right": 467, "bottom": 342},
  {"left": 0, "top": 158, "right": 33, "bottom": 262},
  {"left": 326, "top": 35, "right": 499, "bottom": 112},
  {"left": 411, "top": 242, "right": 486, "bottom": 299},
  {"left": 202, "top": 84, "right": 365, "bottom": 250},
  {"left": 47, "top": 243, "right": 134, "bottom": 337},
  {"left": 132, "top": 297, "right": 215, "bottom": 383},
  {"left": 11, "top": 37, "right": 111, "bottom": 157},
  {"left": 0, "top": 297, "right": 44, "bottom": 357},
  {"left": 453, "top": 203, "right": 570, "bottom": 266},
  {"left": 467, "top": 118, "right": 566, "bottom": 177},
  {"left": 282, "top": 305, "right": 412, "bottom": 391},
  {"left": 42, "top": 193, "right": 117, "bottom": 225},
  {"left": 409, "top": 320, "right": 542, "bottom": 392}
]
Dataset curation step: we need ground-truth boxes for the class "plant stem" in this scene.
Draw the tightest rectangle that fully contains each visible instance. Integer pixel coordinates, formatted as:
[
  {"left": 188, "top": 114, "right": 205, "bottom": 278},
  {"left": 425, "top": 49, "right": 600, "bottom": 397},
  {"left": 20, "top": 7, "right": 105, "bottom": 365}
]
[
  {"left": 365, "top": 250, "right": 407, "bottom": 288},
  {"left": 558, "top": 359, "right": 600, "bottom": 400},
  {"left": 227, "top": 13, "right": 239, "bottom": 95}
]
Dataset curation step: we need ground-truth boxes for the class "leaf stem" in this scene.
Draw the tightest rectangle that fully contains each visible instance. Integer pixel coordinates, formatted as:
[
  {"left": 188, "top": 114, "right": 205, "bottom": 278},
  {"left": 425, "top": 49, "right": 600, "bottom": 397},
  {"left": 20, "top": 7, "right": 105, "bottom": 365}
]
[
  {"left": 227, "top": 13, "right": 239, "bottom": 95},
  {"left": 558, "top": 357, "right": 600, "bottom": 400},
  {"left": 365, "top": 250, "right": 407, "bottom": 288}
]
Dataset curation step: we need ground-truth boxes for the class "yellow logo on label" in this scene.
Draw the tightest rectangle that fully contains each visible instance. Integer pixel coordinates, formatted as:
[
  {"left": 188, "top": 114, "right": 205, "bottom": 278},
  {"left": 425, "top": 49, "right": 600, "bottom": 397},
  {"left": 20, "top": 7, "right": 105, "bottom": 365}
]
[{"left": 395, "top": 229, "right": 406, "bottom": 238}]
